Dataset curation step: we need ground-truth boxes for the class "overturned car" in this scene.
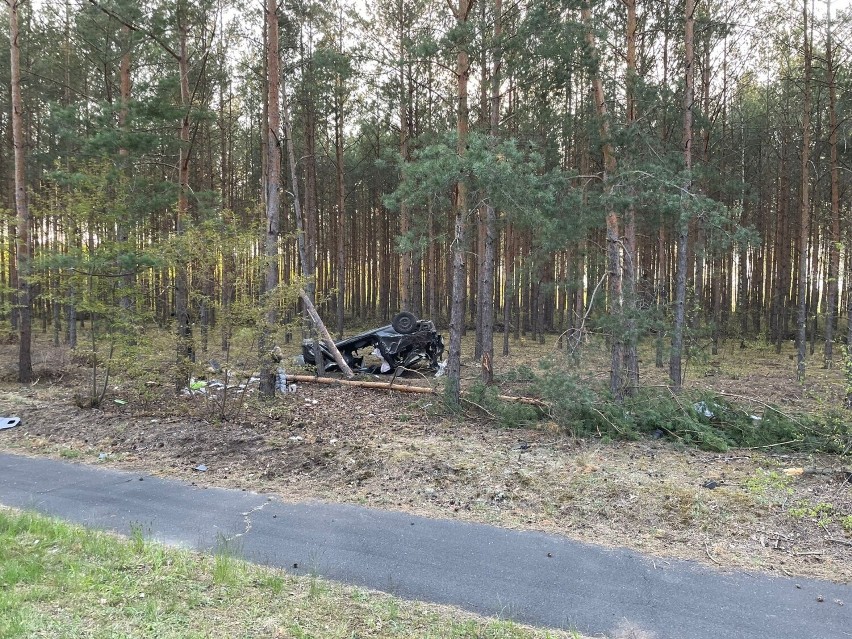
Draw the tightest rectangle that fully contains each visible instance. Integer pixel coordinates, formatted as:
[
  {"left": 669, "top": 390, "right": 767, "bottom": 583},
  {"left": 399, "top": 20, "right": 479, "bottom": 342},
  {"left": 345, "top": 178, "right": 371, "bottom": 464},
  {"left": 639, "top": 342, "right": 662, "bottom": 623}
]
[{"left": 302, "top": 312, "right": 444, "bottom": 374}]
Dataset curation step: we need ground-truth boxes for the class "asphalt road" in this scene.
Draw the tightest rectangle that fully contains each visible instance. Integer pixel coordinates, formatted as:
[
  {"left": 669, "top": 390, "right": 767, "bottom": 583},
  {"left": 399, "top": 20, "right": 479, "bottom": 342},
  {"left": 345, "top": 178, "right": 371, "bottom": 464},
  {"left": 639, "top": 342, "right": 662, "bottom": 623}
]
[{"left": 0, "top": 451, "right": 849, "bottom": 638}]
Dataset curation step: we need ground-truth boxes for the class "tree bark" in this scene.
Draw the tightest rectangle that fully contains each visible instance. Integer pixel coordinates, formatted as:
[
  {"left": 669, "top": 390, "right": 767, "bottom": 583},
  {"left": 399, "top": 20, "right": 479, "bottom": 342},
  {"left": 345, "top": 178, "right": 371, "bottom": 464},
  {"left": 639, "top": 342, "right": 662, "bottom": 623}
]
[
  {"left": 398, "top": 0, "right": 412, "bottom": 314},
  {"left": 796, "top": 0, "right": 811, "bottom": 382},
  {"left": 824, "top": 0, "right": 840, "bottom": 368},
  {"left": 175, "top": 6, "right": 194, "bottom": 387},
  {"left": 286, "top": 374, "right": 544, "bottom": 406},
  {"left": 446, "top": 0, "right": 475, "bottom": 407},
  {"left": 259, "top": 0, "right": 281, "bottom": 396},
  {"left": 334, "top": 14, "right": 346, "bottom": 339},
  {"left": 670, "top": 0, "right": 694, "bottom": 390},
  {"left": 8, "top": 0, "right": 32, "bottom": 383},
  {"left": 623, "top": 0, "right": 639, "bottom": 394},
  {"left": 118, "top": 24, "right": 133, "bottom": 315},
  {"left": 299, "top": 290, "right": 353, "bottom": 377},
  {"left": 479, "top": 0, "right": 501, "bottom": 385},
  {"left": 583, "top": 0, "right": 623, "bottom": 399}
]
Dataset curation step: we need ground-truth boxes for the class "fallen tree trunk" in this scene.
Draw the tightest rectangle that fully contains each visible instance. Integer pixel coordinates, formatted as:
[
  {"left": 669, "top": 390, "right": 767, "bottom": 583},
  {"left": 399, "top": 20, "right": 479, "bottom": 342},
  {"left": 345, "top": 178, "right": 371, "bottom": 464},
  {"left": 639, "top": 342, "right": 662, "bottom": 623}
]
[
  {"left": 286, "top": 374, "right": 547, "bottom": 407},
  {"left": 299, "top": 289, "right": 354, "bottom": 378}
]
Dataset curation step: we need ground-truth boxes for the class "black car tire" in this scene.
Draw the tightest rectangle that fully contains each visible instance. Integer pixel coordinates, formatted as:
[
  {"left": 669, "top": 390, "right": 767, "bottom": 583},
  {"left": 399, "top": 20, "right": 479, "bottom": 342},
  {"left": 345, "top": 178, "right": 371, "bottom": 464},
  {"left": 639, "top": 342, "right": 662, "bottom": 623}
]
[{"left": 391, "top": 311, "right": 418, "bottom": 334}]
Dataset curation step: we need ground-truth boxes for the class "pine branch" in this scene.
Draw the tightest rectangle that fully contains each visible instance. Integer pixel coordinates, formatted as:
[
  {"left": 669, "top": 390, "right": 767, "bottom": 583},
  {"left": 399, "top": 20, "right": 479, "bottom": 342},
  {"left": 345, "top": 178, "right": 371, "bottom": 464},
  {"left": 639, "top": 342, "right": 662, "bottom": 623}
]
[{"left": 87, "top": 0, "right": 180, "bottom": 61}]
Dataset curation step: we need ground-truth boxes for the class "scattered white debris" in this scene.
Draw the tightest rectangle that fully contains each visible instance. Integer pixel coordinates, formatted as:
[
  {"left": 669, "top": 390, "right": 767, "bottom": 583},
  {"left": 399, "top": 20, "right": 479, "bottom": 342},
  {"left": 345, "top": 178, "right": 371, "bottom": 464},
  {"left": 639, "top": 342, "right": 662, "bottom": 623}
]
[
  {"left": 371, "top": 348, "right": 392, "bottom": 373},
  {"left": 275, "top": 368, "right": 288, "bottom": 392},
  {"left": 0, "top": 417, "right": 21, "bottom": 430},
  {"left": 693, "top": 401, "right": 714, "bottom": 418}
]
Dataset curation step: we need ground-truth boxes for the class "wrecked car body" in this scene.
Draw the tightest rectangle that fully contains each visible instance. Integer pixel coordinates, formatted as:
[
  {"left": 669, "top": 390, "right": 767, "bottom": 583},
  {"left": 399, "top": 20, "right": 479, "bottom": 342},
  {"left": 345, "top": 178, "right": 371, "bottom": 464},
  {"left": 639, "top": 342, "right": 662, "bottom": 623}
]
[{"left": 302, "top": 312, "right": 444, "bottom": 374}]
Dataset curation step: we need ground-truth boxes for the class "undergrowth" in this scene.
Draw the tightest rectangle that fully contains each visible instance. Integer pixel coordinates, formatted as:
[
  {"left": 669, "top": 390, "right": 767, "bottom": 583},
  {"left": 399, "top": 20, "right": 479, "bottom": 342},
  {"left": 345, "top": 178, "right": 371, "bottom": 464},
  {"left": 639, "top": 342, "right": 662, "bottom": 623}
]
[{"left": 471, "top": 367, "right": 851, "bottom": 454}]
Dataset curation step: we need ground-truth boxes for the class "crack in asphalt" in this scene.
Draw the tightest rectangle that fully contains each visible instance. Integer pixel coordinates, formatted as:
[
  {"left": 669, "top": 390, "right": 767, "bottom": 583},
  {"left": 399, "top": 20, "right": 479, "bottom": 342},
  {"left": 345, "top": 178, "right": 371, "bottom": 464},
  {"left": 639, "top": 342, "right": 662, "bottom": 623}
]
[
  {"left": 228, "top": 497, "right": 273, "bottom": 542},
  {"left": 32, "top": 474, "right": 143, "bottom": 496}
]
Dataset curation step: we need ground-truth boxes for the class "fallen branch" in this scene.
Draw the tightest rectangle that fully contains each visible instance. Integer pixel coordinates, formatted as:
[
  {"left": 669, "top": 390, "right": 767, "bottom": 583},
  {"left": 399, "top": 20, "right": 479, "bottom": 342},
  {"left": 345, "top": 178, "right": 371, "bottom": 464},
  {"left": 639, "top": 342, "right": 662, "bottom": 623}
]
[
  {"left": 712, "top": 391, "right": 809, "bottom": 430},
  {"left": 826, "top": 537, "right": 852, "bottom": 547},
  {"left": 289, "top": 374, "right": 433, "bottom": 394},
  {"left": 704, "top": 541, "right": 721, "bottom": 565},
  {"left": 286, "top": 374, "right": 548, "bottom": 407}
]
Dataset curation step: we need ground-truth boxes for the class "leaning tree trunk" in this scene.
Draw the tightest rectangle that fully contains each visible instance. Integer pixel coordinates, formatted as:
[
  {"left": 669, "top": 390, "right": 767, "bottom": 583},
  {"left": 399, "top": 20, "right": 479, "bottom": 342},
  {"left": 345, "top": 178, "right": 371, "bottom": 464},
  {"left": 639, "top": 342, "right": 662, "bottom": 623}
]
[{"left": 8, "top": 0, "right": 32, "bottom": 383}]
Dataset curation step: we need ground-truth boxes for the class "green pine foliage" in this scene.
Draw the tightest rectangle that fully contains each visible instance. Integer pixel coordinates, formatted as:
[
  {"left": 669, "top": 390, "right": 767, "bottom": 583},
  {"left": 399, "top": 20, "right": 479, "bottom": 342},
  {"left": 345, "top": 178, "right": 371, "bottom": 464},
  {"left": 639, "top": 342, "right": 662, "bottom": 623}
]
[{"left": 474, "top": 365, "right": 850, "bottom": 454}]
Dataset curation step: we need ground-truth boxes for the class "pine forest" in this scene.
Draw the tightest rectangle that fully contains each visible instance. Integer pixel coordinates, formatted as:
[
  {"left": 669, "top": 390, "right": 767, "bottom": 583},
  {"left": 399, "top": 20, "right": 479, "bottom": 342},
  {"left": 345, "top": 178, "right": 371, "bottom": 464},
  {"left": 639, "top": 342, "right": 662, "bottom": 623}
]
[
  {"left": 2, "top": 0, "right": 851, "bottom": 409},
  {"left": 4, "top": 1, "right": 852, "bottom": 619}
]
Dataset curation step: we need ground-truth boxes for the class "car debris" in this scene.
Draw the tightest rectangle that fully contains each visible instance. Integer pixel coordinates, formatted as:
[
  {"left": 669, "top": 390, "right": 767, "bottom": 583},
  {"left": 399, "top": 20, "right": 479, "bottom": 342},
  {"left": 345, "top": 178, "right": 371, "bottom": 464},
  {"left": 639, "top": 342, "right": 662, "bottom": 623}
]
[
  {"left": 301, "top": 312, "right": 445, "bottom": 374},
  {"left": 0, "top": 417, "right": 21, "bottom": 430}
]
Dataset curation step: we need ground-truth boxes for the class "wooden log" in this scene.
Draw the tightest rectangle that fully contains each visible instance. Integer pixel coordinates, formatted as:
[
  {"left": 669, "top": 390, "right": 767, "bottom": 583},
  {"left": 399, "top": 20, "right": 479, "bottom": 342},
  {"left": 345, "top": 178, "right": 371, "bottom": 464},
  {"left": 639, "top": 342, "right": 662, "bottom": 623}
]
[
  {"left": 299, "top": 289, "right": 354, "bottom": 378},
  {"left": 286, "top": 374, "right": 547, "bottom": 407},
  {"left": 288, "top": 374, "right": 433, "bottom": 394}
]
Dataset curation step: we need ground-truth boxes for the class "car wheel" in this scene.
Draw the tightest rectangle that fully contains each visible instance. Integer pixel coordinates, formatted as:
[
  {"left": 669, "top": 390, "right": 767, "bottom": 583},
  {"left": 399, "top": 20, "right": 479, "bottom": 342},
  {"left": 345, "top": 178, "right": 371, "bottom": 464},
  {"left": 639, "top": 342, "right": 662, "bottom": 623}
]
[{"left": 391, "top": 311, "right": 418, "bottom": 334}]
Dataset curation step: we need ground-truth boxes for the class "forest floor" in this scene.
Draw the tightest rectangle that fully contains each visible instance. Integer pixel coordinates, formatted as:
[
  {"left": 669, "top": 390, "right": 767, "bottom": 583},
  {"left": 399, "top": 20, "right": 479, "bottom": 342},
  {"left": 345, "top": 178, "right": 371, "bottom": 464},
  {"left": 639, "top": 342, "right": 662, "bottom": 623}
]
[{"left": 1, "top": 326, "right": 850, "bottom": 585}]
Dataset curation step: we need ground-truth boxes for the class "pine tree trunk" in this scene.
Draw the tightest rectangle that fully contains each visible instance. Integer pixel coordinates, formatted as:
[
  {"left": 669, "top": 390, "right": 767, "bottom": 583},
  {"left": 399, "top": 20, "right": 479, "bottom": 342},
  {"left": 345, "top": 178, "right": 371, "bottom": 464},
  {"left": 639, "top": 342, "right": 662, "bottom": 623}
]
[
  {"left": 796, "top": 0, "right": 811, "bottom": 382},
  {"left": 824, "top": 0, "right": 840, "bottom": 368},
  {"left": 118, "top": 24, "right": 133, "bottom": 315},
  {"left": 175, "top": 11, "right": 194, "bottom": 387},
  {"left": 303, "top": 65, "right": 318, "bottom": 306},
  {"left": 219, "top": 60, "right": 233, "bottom": 353},
  {"left": 259, "top": 0, "right": 281, "bottom": 396},
  {"left": 479, "top": 0, "right": 501, "bottom": 385},
  {"left": 335, "top": 66, "right": 345, "bottom": 339},
  {"left": 583, "top": 0, "right": 623, "bottom": 399},
  {"left": 446, "top": 0, "right": 474, "bottom": 407},
  {"left": 623, "top": 0, "right": 639, "bottom": 394},
  {"left": 8, "top": 0, "right": 32, "bottom": 383},
  {"left": 503, "top": 223, "right": 513, "bottom": 356},
  {"left": 398, "top": 2, "right": 411, "bottom": 314},
  {"left": 670, "top": 0, "right": 694, "bottom": 390}
]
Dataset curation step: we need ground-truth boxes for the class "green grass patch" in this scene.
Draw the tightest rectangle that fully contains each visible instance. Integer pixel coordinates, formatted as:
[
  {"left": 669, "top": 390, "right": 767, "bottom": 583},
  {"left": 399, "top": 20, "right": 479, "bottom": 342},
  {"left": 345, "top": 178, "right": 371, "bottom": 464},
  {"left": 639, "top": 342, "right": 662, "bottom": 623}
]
[{"left": 0, "top": 508, "right": 568, "bottom": 639}]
